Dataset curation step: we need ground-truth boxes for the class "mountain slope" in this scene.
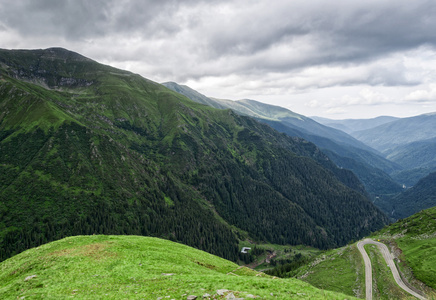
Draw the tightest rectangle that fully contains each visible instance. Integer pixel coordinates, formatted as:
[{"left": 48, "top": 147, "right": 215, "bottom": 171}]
[
  {"left": 162, "top": 83, "right": 375, "bottom": 152},
  {"left": 388, "top": 172, "right": 436, "bottom": 219},
  {"left": 0, "top": 48, "right": 388, "bottom": 261},
  {"left": 162, "top": 82, "right": 403, "bottom": 198},
  {"left": 376, "top": 206, "right": 436, "bottom": 292},
  {"left": 352, "top": 112, "right": 436, "bottom": 154},
  {"left": 292, "top": 207, "right": 436, "bottom": 299},
  {"left": 312, "top": 116, "right": 399, "bottom": 135},
  {"left": 0, "top": 235, "right": 356, "bottom": 299}
]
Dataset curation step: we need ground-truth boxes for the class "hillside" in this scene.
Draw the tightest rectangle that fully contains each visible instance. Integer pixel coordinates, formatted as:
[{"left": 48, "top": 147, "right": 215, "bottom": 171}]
[
  {"left": 312, "top": 116, "right": 399, "bottom": 135},
  {"left": 0, "top": 235, "right": 356, "bottom": 299},
  {"left": 0, "top": 48, "right": 388, "bottom": 262},
  {"left": 162, "top": 82, "right": 374, "bottom": 153},
  {"left": 376, "top": 206, "right": 436, "bottom": 292},
  {"left": 351, "top": 112, "right": 436, "bottom": 154},
  {"left": 388, "top": 172, "right": 436, "bottom": 219},
  {"left": 163, "top": 82, "right": 403, "bottom": 200},
  {"left": 289, "top": 207, "right": 436, "bottom": 299}
]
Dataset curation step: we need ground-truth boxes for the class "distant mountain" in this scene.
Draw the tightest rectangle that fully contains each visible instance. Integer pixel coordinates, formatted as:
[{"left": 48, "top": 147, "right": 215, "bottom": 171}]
[
  {"left": 163, "top": 82, "right": 403, "bottom": 198},
  {"left": 312, "top": 116, "right": 399, "bottom": 135},
  {"left": 388, "top": 172, "right": 436, "bottom": 219},
  {"left": 387, "top": 137, "right": 436, "bottom": 170},
  {"left": 163, "top": 83, "right": 375, "bottom": 152},
  {"left": 351, "top": 113, "right": 436, "bottom": 153},
  {"left": 0, "top": 48, "right": 388, "bottom": 261}
]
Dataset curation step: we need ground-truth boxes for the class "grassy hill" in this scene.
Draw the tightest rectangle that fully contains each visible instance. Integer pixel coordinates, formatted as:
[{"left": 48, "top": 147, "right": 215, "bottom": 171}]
[
  {"left": 0, "top": 235, "right": 356, "bottom": 299},
  {"left": 0, "top": 48, "right": 388, "bottom": 262},
  {"left": 376, "top": 206, "right": 436, "bottom": 292},
  {"left": 286, "top": 207, "right": 436, "bottom": 299}
]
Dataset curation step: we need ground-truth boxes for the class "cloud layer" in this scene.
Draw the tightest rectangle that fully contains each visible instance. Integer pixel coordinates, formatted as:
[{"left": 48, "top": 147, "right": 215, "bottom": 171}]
[{"left": 1, "top": 0, "right": 436, "bottom": 118}]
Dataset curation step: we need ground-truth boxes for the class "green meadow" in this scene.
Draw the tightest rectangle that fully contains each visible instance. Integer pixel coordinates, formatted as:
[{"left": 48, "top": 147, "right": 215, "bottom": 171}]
[{"left": 0, "top": 235, "right": 355, "bottom": 299}]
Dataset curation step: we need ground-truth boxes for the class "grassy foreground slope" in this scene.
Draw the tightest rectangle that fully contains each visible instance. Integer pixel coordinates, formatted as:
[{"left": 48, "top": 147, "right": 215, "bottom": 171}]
[
  {"left": 375, "top": 206, "right": 436, "bottom": 292},
  {"left": 292, "top": 207, "right": 436, "bottom": 299},
  {"left": 0, "top": 235, "right": 355, "bottom": 300}
]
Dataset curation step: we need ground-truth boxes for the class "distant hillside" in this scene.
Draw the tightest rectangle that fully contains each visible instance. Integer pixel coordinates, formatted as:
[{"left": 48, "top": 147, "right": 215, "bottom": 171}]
[
  {"left": 0, "top": 235, "right": 355, "bottom": 299},
  {"left": 388, "top": 172, "right": 436, "bottom": 219},
  {"left": 0, "top": 48, "right": 388, "bottom": 262},
  {"left": 163, "top": 82, "right": 403, "bottom": 200},
  {"left": 162, "top": 83, "right": 374, "bottom": 152},
  {"left": 351, "top": 112, "right": 436, "bottom": 153},
  {"left": 312, "top": 116, "right": 399, "bottom": 135}
]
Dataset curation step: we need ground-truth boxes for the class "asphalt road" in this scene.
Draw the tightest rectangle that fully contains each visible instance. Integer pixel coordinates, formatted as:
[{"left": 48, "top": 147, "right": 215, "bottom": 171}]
[{"left": 357, "top": 238, "right": 426, "bottom": 300}]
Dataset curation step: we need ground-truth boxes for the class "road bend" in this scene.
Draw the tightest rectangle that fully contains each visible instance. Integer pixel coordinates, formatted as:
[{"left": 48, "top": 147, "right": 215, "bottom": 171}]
[{"left": 357, "top": 238, "right": 426, "bottom": 300}]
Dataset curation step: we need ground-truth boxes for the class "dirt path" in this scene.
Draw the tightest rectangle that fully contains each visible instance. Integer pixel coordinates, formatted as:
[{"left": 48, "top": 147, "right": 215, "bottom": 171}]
[
  {"left": 245, "top": 250, "right": 277, "bottom": 269},
  {"left": 357, "top": 238, "right": 426, "bottom": 300}
]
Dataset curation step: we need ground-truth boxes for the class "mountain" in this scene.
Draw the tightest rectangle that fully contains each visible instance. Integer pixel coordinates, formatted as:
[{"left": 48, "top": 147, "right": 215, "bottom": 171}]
[
  {"left": 0, "top": 235, "right": 355, "bottom": 299},
  {"left": 162, "top": 82, "right": 403, "bottom": 199},
  {"left": 387, "top": 172, "right": 436, "bottom": 219},
  {"left": 312, "top": 116, "right": 399, "bottom": 135},
  {"left": 0, "top": 48, "right": 388, "bottom": 261},
  {"left": 386, "top": 137, "right": 436, "bottom": 187},
  {"left": 351, "top": 112, "right": 436, "bottom": 154},
  {"left": 162, "top": 83, "right": 375, "bottom": 152}
]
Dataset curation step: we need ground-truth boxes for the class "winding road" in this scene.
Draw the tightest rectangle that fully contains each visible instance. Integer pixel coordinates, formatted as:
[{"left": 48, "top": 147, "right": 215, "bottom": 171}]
[{"left": 357, "top": 239, "right": 426, "bottom": 300}]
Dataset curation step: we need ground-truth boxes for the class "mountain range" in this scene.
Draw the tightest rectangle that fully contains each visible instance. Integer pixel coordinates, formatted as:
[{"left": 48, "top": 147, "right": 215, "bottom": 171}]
[
  {"left": 162, "top": 83, "right": 403, "bottom": 200},
  {"left": 163, "top": 82, "right": 436, "bottom": 219},
  {"left": 0, "top": 48, "right": 388, "bottom": 262}
]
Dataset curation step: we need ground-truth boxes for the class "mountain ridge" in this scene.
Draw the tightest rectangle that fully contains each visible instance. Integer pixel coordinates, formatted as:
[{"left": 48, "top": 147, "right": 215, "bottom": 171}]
[{"left": 0, "top": 48, "right": 388, "bottom": 262}]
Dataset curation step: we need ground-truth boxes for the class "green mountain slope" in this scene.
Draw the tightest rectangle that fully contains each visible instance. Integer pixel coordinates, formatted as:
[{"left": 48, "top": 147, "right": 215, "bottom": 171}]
[
  {"left": 0, "top": 235, "right": 356, "bottom": 299},
  {"left": 162, "top": 82, "right": 403, "bottom": 202},
  {"left": 375, "top": 206, "right": 436, "bottom": 293},
  {"left": 0, "top": 48, "right": 388, "bottom": 262},
  {"left": 388, "top": 172, "right": 436, "bottom": 219},
  {"left": 290, "top": 207, "right": 436, "bottom": 299},
  {"left": 162, "top": 82, "right": 375, "bottom": 153}
]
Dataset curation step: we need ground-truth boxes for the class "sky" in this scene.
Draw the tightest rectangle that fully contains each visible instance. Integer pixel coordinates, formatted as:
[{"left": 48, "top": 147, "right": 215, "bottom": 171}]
[{"left": 2, "top": 0, "right": 436, "bottom": 119}]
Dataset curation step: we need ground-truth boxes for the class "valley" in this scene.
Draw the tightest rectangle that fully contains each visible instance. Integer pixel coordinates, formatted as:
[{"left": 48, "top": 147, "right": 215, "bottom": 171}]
[{"left": 1, "top": 48, "right": 436, "bottom": 299}]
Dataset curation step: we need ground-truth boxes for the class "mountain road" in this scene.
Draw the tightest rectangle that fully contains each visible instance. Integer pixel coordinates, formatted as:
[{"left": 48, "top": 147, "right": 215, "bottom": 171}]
[{"left": 357, "top": 238, "right": 426, "bottom": 300}]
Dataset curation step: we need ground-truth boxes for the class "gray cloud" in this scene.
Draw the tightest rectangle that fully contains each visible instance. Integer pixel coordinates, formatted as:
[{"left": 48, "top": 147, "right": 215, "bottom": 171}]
[{"left": 1, "top": 0, "right": 436, "bottom": 117}]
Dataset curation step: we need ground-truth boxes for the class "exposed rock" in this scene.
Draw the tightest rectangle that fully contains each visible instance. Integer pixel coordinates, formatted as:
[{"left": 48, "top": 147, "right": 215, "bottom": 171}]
[
  {"left": 225, "top": 293, "right": 235, "bottom": 299},
  {"left": 203, "top": 293, "right": 211, "bottom": 298},
  {"left": 217, "top": 289, "right": 229, "bottom": 296},
  {"left": 24, "top": 275, "right": 37, "bottom": 281},
  {"left": 187, "top": 296, "right": 197, "bottom": 300}
]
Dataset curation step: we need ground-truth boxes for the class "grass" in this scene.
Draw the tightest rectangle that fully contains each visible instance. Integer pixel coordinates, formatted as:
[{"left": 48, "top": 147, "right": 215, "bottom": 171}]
[
  {"left": 0, "top": 235, "right": 356, "bottom": 300},
  {"left": 293, "top": 244, "right": 364, "bottom": 298},
  {"left": 370, "top": 208, "right": 436, "bottom": 298}
]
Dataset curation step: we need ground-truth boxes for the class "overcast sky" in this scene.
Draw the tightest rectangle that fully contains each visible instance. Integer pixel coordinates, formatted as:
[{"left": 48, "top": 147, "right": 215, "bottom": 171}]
[{"left": 2, "top": 0, "right": 436, "bottom": 119}]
